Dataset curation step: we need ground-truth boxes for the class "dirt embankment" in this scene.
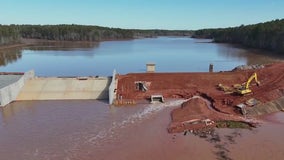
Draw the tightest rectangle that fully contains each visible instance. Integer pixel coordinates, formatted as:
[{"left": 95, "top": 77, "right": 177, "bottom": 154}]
[{"left": 116, "top": 62, "right": 284, "bottom": 133}]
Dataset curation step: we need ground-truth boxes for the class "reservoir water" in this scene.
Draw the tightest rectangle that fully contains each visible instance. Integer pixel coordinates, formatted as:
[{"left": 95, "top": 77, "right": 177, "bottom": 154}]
[
  {"left": 0, "top": 37, "right": 284, "bottom": 160},
  {"left": 0, "top": 37, "right": 281, "bottom": 76}
]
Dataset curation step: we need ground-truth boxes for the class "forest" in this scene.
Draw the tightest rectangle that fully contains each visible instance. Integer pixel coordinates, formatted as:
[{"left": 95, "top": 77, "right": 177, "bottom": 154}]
[
  {"left": 0, "top": 24, "right": 192, "bottom": 45},
  {"left": 192, "top": 19, "right": 284, "bottom": 54},
  {"left": 1, "top": 19, "right": 283, "bottom": 54},
  {"left": 0, "top": 25, "right": 21, "bottom": 45}
]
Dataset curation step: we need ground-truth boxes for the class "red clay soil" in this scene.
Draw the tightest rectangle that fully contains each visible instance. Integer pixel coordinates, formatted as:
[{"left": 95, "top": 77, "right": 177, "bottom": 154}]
[
  {"left": 116, "top": 62, "right": 284, "bottom": 132},
  {"left": 167, "top": 97, "right": 248, "bottom": 133}
]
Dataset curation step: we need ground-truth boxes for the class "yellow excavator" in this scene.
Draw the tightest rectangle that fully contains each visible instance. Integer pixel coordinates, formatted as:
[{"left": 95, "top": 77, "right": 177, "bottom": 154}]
[{"left": 237, "top": 72, "right": 260, "bottom": 95}]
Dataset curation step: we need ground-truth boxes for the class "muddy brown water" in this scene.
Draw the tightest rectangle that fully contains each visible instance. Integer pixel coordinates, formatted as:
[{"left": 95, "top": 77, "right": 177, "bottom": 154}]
[{"left": 1, "top": 100, "right": 284, "bottom": 160}]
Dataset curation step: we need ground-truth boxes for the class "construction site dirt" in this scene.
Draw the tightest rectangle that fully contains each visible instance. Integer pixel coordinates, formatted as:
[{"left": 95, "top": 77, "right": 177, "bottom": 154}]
[{"left": 116, "top": 62, "right": 284, "bottom": 133}]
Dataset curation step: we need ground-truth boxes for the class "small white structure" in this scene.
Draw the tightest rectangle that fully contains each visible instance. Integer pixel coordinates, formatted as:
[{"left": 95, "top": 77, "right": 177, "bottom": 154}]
[
  {"left": 146, "top": 63, "right": 155, "bottom": 72},
  {"left": 236, "top": 103, "right": 247, "bottom": 115},
  {"left": 150, "top": 95, "right": 164, "bottom": 103}
]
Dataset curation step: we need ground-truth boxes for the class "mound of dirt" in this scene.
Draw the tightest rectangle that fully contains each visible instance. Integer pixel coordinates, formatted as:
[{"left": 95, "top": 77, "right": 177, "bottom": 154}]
[
  {"left": 168, "top": 97, "right": 215, "bottom": 133},
  {"left": 168, "top": 97, "right": 247, "bottom": 133},
  {"left": 171, "top": 98, "right": 210, "bottom": 122}
]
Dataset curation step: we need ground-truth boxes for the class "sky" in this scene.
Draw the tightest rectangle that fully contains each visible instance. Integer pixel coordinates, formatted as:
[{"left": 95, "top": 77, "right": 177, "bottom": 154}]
[{"left": 0, "top": 0, "right": 283, "bottom": 30}]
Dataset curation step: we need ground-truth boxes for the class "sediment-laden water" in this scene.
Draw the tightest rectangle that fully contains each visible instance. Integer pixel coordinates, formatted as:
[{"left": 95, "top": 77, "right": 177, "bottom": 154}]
[{"left": 1, "top": 100, "right": 284, "bottom": 160}]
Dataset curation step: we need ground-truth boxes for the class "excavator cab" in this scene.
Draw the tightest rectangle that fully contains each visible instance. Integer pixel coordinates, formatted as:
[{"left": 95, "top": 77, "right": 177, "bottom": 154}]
[{"left": 237, "top": 72, "right": 260, "bottom": 95}]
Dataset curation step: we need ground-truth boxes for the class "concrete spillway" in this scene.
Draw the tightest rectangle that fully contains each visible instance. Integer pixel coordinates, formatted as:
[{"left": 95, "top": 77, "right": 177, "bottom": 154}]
[{"left": 16, "top": 77, "right": 111, "bottom": 100}]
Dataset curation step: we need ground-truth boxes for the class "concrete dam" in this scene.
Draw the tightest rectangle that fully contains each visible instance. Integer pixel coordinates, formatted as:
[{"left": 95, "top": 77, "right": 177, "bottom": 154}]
[
  {"left": 0, "top": 70, "right": 117, "bottom": 107},
  {"left": 16, "top": 77, "right": 111, "bottom": 100}
]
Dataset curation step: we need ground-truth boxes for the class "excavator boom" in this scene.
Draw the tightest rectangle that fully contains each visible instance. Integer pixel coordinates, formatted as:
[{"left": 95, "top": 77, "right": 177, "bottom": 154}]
[
  {"left": 237, "top": 72, "right": 260, "bottom": 95},
  {"left": 245, "top": 73, "right": 260, "bottom": 89}
]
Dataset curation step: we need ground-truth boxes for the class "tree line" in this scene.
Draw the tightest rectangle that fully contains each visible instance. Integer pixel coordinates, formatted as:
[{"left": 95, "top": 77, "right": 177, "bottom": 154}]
[
  {"left": 192, "top": 19, "right": 284, "bottom": 54},
  {"left": 1, "top": 20, "right": 282, "bottom": 54},
  {"left": 0, "top": 25, "right": 21, "bottom": 45},
  {"left": 0, "top": 24, "right": 192, "bottom": 46}
]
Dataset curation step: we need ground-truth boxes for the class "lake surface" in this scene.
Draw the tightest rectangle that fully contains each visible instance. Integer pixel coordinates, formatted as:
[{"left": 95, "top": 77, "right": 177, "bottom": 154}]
[
  {"left": 0, "top": 37, "right": 284, "bottom": 160},
  {"left": 0, "top": 37, "right": 282, "bottom": 76}
]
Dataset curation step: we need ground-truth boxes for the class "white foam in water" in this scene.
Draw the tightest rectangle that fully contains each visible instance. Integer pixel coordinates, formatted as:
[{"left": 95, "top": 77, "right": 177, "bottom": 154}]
[{"left": 87, "top": 99, "right": 187, "bottom": 145}]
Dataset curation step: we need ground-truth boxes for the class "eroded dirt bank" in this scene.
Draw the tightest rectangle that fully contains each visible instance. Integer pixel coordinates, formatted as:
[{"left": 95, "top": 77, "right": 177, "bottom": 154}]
[{"left": 117, "top": 62, "right": 284, "bottom": 132}]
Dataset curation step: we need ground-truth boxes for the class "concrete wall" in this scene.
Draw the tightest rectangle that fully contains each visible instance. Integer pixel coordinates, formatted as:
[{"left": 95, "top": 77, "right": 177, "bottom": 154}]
[
  {"left": 16, "top": 77, "right": 111, "bottom": 100},
  {"left": 0, "top": 70, "right": 35, "bottom": 107},
  {"left": 246, "top": 96, "right": 284, "bottom": 116},
  {"left": 109, "top": 70, "right": 117, "bottom": 104}
]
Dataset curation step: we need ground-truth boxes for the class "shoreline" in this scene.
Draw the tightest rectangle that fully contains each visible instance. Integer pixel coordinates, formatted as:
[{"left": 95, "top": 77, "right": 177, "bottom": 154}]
[
  {"left": 0, "top": 38, "right": 134, "bottom": 50},
  {"left": 0, "top": 43, "right": 28, "bottom": 50},
  {"left": 192, "top": 36, "right": 284, "bottom": 57}
]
